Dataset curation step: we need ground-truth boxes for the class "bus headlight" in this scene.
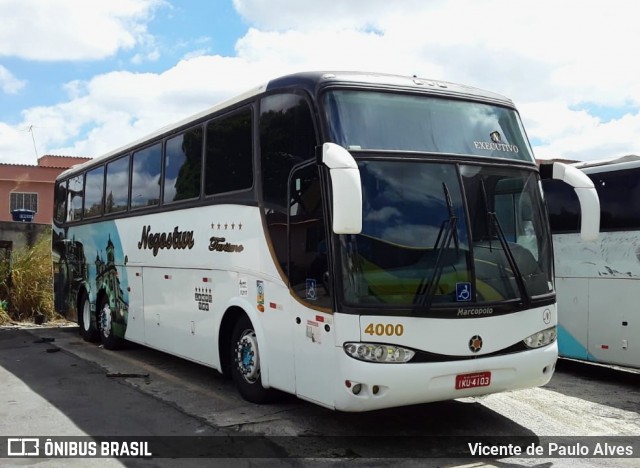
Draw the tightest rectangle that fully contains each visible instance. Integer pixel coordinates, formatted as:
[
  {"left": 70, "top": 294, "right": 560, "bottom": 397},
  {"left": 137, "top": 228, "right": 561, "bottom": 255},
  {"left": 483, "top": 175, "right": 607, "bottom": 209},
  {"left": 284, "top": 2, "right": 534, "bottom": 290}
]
[
  {"left": 523, "top": 326, "right": 557, "bottom": 349},
  {"left": 344, "top": 343, "right": 415, "bottom": 363}
]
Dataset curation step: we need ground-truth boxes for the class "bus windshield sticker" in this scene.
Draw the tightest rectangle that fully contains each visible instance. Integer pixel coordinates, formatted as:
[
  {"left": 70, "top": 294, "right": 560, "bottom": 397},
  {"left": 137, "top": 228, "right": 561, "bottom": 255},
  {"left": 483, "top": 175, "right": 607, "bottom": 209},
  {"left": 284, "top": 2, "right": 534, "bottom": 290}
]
[
  {"left": 456, "top": 282, "right": 472, "bottom": 302},
  {"left": 306, "top": 320, "right": 320, "bottom": 343},
  {"left": 256, "top": 280, "right": 264, "bottom": 312},
  {"left": 306, "top": 279, "right": 317, "bottom": 300},
  {"left": 239, "top": 278, "right": 248, "bottom": 297}
]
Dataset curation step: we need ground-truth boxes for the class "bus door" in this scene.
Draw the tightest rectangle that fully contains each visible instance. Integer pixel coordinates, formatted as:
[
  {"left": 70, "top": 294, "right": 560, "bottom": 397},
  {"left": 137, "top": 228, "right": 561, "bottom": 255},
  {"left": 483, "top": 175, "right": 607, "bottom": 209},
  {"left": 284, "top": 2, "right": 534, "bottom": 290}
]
[{"left": 288, "top": 164, "right": 335, "bottom": 407}]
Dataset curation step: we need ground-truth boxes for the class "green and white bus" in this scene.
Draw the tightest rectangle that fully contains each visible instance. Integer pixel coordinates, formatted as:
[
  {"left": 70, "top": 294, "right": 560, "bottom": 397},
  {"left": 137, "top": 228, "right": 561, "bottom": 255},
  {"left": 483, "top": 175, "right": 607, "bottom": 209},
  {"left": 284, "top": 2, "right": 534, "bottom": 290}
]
[
  {"left": 52, "top": 71, "right": 599, "bottom": 411},
  {"left": 543, "top": 155, "right": 638, "bottom": 369}
]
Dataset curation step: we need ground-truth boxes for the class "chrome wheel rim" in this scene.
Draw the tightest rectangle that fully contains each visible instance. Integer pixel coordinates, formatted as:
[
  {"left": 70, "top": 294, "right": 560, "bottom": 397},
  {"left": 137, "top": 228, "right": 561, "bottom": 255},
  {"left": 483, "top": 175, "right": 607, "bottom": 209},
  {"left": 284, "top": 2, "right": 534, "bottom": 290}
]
[{"left": 235, "top": 329, "right": 260, "bottom": 383}]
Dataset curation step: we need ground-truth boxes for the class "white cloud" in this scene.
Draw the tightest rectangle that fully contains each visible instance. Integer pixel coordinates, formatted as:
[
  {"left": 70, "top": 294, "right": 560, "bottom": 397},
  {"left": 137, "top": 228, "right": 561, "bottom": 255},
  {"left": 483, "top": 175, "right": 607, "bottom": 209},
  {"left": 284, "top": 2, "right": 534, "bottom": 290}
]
[
  {"left": 524, "top": 102, "right": 640, "bottom": 160},
  {"left": 181, "top": 48, "right": 211, "bottom": 61},
  {"left": 234, "top": 0, "right": 640, "bottom": 105},
  {"left": 234, "top": 27, "right": 442, "bottom": 78},
  {"left": 12, "top": 56, "right": 268, "bottom": 161},
  {"left": 0, "top": 65, "right": 26, "bottom": 94},
  {"left": 0, "top": 0, "right": 165, "bottom": 60},
  {"left": 2, "top": 0, "right": 640, "bottom": 165},
  {"left": 232, "top": 0, "right": 402, "bottom": 31},
  {"left": 230, "top": 0, "right": 640, "bottom": 160},
  {"left": 0, "top": 123, "right": 37, "bottom": 162}
]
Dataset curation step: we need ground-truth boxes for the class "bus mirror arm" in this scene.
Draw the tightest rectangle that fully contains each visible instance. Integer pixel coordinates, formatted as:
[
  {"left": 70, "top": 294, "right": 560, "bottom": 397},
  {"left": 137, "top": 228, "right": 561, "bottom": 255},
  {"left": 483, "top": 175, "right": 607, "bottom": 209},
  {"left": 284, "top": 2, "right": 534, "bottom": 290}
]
[
  {"left": 548, "top": 162, "right": 601, "bottom": 242},
  {"left": 320, "top": 143, "right": 363, "bottom": 234}
]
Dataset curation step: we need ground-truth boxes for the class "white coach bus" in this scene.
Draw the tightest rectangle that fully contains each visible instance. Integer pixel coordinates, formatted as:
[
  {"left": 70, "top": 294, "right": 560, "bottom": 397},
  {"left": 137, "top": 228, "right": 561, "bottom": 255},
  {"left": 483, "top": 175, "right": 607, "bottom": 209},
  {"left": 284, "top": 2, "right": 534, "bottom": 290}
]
[
  {"left": 52, "top": 71, "right": 599, "bottom": 411},
  {"left": 542, "top": 155, "right": 639, "bottom": 369}
]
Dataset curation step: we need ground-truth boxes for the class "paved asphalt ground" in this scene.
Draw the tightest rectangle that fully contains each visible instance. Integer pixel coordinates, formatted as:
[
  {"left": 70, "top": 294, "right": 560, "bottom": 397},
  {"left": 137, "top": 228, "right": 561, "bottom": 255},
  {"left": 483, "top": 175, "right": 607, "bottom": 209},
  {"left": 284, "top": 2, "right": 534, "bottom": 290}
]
[{"left": 1, "top": 322, "right": 638, "bottom": 467}]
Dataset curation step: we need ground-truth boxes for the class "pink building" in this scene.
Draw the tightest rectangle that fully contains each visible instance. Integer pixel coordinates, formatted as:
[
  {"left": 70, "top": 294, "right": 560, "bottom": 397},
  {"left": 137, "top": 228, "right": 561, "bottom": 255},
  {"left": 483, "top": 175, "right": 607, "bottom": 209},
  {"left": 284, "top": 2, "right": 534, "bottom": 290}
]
[{"left": 0, "top": 155, "right": 90, "bottom": 224}]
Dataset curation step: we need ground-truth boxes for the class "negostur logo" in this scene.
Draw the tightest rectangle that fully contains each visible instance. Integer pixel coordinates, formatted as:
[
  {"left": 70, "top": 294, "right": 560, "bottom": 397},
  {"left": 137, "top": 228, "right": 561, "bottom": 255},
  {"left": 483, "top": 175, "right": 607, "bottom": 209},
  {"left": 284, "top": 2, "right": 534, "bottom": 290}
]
[{"left": 490, "top": 131, "right": 501, "bottom": 143}]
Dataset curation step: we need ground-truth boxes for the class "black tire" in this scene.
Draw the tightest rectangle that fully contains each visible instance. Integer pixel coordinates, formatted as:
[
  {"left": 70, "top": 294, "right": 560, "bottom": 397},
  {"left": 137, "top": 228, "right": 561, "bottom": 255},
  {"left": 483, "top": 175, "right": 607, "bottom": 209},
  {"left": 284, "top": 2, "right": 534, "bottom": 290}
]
[
  {"left": 98, "top": 295, "right": 124, "bottom": 350},
  {"left": 230, "top": 315, "right": 276, "bottom": 404},
  {"left": 78, "top": 292, "right": 99, "bottom": 342}
]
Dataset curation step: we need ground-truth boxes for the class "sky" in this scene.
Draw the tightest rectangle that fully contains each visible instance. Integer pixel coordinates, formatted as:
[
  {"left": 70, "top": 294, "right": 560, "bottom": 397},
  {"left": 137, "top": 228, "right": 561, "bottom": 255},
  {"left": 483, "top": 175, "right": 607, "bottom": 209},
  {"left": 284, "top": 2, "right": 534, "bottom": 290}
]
[{"left": 1, "top": 0, "right": 639, "bottom": 166}]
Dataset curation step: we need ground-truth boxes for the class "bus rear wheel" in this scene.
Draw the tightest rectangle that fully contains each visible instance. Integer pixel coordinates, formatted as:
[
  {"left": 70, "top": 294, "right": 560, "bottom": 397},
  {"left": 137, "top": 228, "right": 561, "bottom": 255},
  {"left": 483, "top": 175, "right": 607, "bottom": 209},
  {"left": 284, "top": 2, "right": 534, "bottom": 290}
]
[
  {"left": 98, "top": 295, "right": 124, "bottom": 350},
  {"left": 78, "top": 292, "right": 99, "bottom": 342},
  {"left": 230, "top": 315, "right": 276, "bottom": 404}
]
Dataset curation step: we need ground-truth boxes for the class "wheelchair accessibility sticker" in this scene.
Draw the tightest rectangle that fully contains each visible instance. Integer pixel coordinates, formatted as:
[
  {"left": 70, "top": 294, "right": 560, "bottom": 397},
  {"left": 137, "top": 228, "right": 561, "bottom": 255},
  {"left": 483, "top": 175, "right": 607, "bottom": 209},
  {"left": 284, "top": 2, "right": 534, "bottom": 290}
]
[
  {"left": 306, "top": 278, "right": 317, "bottom": 301},
  {"left": 456, "top": 282, "right": 472, "bottom": 302}
]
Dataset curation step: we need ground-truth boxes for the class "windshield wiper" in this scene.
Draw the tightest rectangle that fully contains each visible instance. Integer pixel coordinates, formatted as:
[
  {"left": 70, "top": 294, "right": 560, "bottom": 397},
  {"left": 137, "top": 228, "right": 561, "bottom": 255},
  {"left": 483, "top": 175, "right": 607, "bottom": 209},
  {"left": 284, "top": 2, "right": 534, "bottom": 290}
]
[
  {"left": 480, "top": 179, "right": 529, "bottom": 304},
  {"left": 414, "top": 183, "right": 458, "bottom": 312},
  {"left": 443, "top": 182, "right": 460, "bottom": 253}
]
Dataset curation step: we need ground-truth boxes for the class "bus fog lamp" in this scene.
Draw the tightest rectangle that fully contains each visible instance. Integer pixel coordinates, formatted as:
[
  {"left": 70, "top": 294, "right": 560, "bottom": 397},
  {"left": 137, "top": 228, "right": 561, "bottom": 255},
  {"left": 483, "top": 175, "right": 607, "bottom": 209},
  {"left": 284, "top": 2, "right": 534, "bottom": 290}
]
[
  {"left": 523, "top": 326, "right": 557, "bottom": 348},
  {"left": 344, "top": 342, "right": 415, "bottom": 363}
]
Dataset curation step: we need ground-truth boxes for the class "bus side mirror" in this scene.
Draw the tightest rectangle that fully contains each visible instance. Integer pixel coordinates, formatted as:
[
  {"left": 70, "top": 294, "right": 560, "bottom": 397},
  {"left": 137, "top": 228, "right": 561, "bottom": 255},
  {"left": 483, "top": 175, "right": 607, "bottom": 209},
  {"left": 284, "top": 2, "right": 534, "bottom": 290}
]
[
  {"left": 541, "top": 162, "right": 600, "bottom": 241},
  {"left": 321, "top": 143, "right": 363, "bottom": 234}
]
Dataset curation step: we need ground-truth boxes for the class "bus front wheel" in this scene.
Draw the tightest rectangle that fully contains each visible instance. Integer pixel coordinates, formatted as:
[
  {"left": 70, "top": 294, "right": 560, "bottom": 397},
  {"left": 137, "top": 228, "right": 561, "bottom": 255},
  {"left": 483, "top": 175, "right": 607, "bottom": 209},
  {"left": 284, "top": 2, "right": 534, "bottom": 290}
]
[
  {"left": 230, "top": 315, "right": 276, "bottom": 404},
  {"left": 78, "top": 292, "right": 99, "bottom": 342}
]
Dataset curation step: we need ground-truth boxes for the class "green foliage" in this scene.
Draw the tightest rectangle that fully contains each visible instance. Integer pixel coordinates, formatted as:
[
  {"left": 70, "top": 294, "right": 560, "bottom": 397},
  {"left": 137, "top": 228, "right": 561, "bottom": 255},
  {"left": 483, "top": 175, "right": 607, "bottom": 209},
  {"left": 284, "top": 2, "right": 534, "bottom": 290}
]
[
  {"left": 0, "top": 230, "right": 56, "bottom": 324},
  {"left": 0, "top": 302, "right": 10, "bottom": 325}
]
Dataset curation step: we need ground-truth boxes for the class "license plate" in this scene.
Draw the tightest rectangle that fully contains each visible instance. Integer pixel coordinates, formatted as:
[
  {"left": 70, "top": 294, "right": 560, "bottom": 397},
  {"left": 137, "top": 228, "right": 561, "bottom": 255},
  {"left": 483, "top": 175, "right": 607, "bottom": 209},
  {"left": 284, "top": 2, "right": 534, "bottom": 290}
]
[{"left": 455, "top": 371, "right": 491, "bottom": 390}]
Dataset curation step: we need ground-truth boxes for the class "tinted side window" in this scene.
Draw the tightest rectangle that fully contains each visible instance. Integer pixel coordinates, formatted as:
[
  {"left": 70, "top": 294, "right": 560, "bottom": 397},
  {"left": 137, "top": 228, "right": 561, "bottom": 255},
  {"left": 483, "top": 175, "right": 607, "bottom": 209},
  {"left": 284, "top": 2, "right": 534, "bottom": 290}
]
[
  {"left": 260, "top": 94, "right": 316, "bottom": 210},
  {"left": 592, "top": 168, "right": 640, "bottom": 230},
  {"left": 68, "top": 175, "right": 84, "bottom": 221},
  {"left": 132, "top": 143, "right": 162, "bottom": 209},
  {"left": 106, "top": 155, "right": 130, "bottom": 214},
  {"left": 54, "top": 181, "right": 67, "bottom": 223},
  {"left": 164, "top": 126, "right": 203, "bottom": 203},
  {"left": 288, "top": 164, "right": 331, "bottom": 308},
  {"left": 205, "top": 108, "right": 253, "bottom": 195},
  {"left": 84, "top": 166, "right": 104, "bottom": 218},
  {"left": 541, "top": 179, "right": 580, "bottom": 233},
  {"left": 260, "top": 94, "right": 317, "bottom": 275}
]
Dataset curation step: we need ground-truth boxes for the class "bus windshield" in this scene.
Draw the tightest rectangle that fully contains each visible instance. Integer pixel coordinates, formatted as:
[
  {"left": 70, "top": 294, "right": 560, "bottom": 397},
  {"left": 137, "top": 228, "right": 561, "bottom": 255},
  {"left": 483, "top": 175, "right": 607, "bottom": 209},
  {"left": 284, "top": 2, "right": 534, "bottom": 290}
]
[
  {"left": 339, "top": 161, "right": 553, "bottom": 309},
  {"left": 324, "top": 90, "right": 534, "bottom": 162}
]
